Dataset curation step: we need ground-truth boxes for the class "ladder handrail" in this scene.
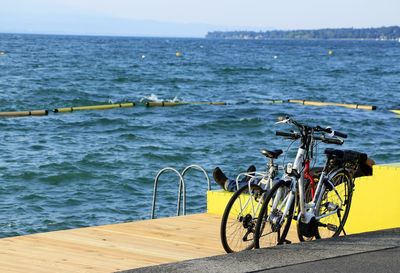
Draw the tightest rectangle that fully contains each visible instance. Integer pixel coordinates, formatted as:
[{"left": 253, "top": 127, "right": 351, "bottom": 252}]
[
  {"left": 151, "top": 167, "right": 185, "bottom": 219},
  {"left": 181, "top": 164, "right": 211, "bottom": 190},
  {"left": 177, "top": 164, "right": 211, "bottom": 215}
]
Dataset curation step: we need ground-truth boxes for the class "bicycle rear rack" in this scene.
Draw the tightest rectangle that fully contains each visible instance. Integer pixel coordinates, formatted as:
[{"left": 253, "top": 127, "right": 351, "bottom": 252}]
[{"left": 151, "top": 164, "right": 211, "bottom": 219}]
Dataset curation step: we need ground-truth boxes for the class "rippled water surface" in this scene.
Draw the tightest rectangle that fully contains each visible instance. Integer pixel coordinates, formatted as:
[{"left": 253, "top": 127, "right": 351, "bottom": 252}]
[{"left": 0, "top": 34, "right": 399, "bottom": 237}]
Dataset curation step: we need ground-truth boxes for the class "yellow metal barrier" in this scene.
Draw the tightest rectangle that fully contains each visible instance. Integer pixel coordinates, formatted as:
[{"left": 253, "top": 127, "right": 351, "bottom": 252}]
[
  {"left": 53, "top": 103, "right": 135, "bottom": 113},
  {"left": 207, "top": 163, "right": 400, "bottom": 233},
  {"left": 288, "top": 99, "right": 377, "bottom": 111},
  {"left": 0, "top": 110, "right": 48, "bottom": 117}
]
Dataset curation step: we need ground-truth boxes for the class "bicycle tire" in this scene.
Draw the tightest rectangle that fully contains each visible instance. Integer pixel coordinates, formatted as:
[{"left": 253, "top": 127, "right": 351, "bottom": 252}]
[
  {"left": 220, "top": 184, "right": 265, "bottom": 253},
  {"left": 254, "top": 180, "right": 295, "bottom": 249},
  {"left": 315, "top": 168, "right": 353, "bottom": 239}
]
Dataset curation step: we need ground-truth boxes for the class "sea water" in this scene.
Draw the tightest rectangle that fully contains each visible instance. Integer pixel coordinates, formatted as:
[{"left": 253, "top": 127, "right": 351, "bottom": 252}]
[{"left": 0, "top": 34, "right": 399, "bottom": 237}]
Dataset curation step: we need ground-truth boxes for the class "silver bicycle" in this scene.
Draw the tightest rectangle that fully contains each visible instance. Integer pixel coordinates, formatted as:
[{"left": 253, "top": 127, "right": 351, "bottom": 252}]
[
  {"left": 220, "top": 148, "right": 282, "bottom": 253},
  {"left": 254, "top": 116, "right": 355, "bottom": 248}
]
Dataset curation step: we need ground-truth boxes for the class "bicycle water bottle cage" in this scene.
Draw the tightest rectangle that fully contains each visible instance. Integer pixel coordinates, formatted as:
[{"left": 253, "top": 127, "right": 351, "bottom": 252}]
[{"left": 261, "top": 149, "right": 283, "bottom": 159}]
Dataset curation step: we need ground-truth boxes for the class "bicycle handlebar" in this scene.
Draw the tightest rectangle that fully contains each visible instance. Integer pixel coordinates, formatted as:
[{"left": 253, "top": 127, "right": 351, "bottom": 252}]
[
  {"left": 277, "top": 131, "right": 344, "bottom": 145},
  {"left": 279, "top": 116, "right": 347, "bottom": 139},
  {"left": 315, "top": 126, "right": 347, "bottom": 139},
  {"left": 276, "top": 131, "right": 300, "bottom": 140},
  {"left": 313, "top": 135, "right": 344, "bottom": 145},
  {"left": 330, "top": 130, "right": 347, "bottom": 139}
]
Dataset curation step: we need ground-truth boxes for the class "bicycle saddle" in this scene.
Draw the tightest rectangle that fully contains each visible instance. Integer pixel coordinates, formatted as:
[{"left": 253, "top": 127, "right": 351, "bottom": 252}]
[{"left": 261, "top": 149, "right": 283, "bottom": 159}]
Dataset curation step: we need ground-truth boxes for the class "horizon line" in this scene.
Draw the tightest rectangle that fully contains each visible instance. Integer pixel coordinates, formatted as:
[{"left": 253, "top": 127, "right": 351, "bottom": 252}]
[{"left": 1, "top": 25, "right": 399, "bottom": 40}]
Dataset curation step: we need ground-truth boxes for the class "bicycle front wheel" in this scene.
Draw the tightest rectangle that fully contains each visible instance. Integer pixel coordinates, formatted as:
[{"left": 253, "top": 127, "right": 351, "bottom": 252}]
[
  {"left": 254, "top": 180, "right": 295, "bottom": 249},
  {"left": 220, "top": 184, "right": 265, "bottom": 253},
  {"left": 315, "top": 169, "right": 353, "bottom": 239}
]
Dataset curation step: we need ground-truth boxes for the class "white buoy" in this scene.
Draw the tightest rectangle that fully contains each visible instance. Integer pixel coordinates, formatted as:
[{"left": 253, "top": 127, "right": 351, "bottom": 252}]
[
  {"left": 141, "top": 55, "right": 146, "bottom": 59},
  {"left": 273, "top": 55, "right": 278, "bottom": 59}
]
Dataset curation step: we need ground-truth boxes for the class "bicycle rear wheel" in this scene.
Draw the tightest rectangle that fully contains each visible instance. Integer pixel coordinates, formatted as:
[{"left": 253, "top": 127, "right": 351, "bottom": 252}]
[
  {"left": 220, "top": 184, "right": 265, "bottom": 253},
  {"left": 315, "top": 169, "right": 353, "bottom": 239},
  {"left": 254, "top": 180, "right": 295, "bottom": 249}
]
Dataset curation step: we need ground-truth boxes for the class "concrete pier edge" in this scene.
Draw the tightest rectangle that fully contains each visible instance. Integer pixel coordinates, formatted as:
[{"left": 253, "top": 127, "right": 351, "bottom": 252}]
[{"left": 119, "top": 228, "right": 400, "bottom": 273}]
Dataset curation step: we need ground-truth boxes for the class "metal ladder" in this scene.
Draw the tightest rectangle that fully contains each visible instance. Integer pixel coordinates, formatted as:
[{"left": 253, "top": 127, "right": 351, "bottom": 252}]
[{"left": 151, "top": 164, "right": 211, "bottom": 219}]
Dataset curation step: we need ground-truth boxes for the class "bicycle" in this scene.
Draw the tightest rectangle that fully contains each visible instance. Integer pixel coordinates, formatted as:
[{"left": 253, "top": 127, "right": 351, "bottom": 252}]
[
  {"left": 253, "top": 116, "right": 354, "bottom": 248},
  {"left": 299, "top": 148, "right": 367, "bottom": 241},
  {"left": 220, "top": 148, "right": 282, "bottom": 253}
]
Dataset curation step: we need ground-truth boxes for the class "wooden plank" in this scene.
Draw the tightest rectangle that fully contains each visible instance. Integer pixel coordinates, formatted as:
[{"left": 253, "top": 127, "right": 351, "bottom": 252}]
[
  {"left": 0, "top": 214, "right": 224, "bottom": 273},
  {"left": 0, "top": 213, "right": 300, "bottom": 273}
]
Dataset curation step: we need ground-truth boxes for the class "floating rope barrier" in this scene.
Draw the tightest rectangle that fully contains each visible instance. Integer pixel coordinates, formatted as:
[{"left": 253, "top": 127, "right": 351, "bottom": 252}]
[
  {"left": 189, "top": 101, "right": 226, "bottom": 106},
  {"left": 3, "top": 100, "right": 395, "bottom": 119},
  {"left": 390, "top": 110, "right": 400, "bottom": 115},
  {"left": 258, "top": 99, "right": 286, "bottom": 104},
  {"left": 0, "top": 110, "right": 48, "bottom": 117},
  {"left": 53, "top": 103, "right": 135, "bottom": 113},
  {"left": 288, "top": 99, "right": 377, "bottom": 111},
  {"left": 145, "top": 101, "right": 188, "bottom": 107},
  {"left": 145, "top": 101, "right": 226, "bottom": 107}
]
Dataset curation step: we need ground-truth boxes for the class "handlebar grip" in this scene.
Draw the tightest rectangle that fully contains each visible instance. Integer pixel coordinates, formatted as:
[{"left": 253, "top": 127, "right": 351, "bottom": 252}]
[
  {"left": 323, "top": 138, "right": 344, "bottom": 145},
  {"left": 332, "top": 130, "right": 347, "bottom": 139},
  {"left": 276, "top": 131, "right": 299, "bottom": 139}
]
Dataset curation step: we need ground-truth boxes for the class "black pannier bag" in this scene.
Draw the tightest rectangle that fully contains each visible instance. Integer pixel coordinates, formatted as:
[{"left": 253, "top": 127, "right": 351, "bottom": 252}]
[{"left": 324, "top": 148, "right": 373, "bottom": 178}]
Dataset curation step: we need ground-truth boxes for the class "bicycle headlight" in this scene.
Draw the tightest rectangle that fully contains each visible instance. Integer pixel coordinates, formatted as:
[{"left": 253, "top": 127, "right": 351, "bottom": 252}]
[{"left": 285, "top": 163, "right": 293, "bottom": 175}]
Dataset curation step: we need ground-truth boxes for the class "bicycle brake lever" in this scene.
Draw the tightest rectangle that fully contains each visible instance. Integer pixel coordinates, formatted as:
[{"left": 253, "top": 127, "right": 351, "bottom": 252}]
[{"left": 276, "top": 116, "right": 290, "bottom": 125}]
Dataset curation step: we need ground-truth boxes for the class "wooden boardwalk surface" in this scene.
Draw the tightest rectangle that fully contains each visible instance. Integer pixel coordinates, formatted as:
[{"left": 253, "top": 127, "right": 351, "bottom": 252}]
[{"left": 0, "top": 213, "right": 299, "bottom": 273}]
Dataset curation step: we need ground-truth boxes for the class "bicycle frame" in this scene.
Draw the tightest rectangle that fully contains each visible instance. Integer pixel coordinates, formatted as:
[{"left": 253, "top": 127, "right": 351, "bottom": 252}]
[
  {"left": 233, "top": 158, "right": 280, "bottom": 222},
  {"left": 304, "top": 160, "right": 315, "bottom": 198},
  {"left": 312, "top": 167, "right": 345, "bottom": 220},
  {"left": 275, "top": 118, "right": 347, "bottom": 226},
  {"left": 235, "top": 155, "right": 278, "bottom": 191}
]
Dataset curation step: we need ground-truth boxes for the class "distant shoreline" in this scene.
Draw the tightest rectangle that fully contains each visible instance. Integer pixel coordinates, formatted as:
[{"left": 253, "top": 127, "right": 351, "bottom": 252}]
[
  {"left": 206, "top": 26, "right": 400, "bottom": 41},
  {"left": 1, "top": 28, "right": 400, "bottom": 41}
]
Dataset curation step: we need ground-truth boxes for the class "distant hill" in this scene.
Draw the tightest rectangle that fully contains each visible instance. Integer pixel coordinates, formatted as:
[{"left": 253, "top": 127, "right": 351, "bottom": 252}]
[{"left": 206, "top": 26, "right": 400, "bottom": 40}]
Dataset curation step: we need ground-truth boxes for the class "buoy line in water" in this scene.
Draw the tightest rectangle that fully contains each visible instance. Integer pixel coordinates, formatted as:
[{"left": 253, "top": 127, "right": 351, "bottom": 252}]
[
  {"left": 0, "top": 99, "right": 397, "bottom": 118},
  {"left": 287, "top": 99, "right": 377, "bottom": 110}
]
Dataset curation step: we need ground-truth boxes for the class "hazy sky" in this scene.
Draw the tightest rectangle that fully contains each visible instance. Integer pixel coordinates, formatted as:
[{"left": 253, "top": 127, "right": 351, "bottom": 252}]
[{"left": 0, "top": 0, "right": 399, "bottom": 37}]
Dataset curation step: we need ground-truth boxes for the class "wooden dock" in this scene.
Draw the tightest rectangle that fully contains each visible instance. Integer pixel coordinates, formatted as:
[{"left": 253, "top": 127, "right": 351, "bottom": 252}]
[
  {"left": 2, "top": 164, "right": 399, "bottom": 273},
  {"left": 0, "top": 213, "right": 299, "bottom": 273},
  {"left": 0, "top": 214, "right": 221, "bottom": 273}
]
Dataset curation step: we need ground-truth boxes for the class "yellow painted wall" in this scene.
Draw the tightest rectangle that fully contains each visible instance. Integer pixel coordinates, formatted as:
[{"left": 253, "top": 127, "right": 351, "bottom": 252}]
[
  {"left": 207, "top": 190, "right": 233, "bottom": 215},
  {"left": 207, "top": 163, "right": 400, "bottom": 233},
  {"left": 345, "top": 164, "right": 400, "bottom": 233}
]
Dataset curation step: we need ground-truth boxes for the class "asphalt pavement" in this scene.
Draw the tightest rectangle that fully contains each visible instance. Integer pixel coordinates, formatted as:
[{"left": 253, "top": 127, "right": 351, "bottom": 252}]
[{"left": 119, "top": 228, "right": 400, "bottom": 273}]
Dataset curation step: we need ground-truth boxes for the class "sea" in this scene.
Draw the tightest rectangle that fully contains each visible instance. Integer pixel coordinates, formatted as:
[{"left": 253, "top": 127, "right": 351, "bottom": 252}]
[{"left": 0, "top": 33, "right": 399, "bottom": 238}]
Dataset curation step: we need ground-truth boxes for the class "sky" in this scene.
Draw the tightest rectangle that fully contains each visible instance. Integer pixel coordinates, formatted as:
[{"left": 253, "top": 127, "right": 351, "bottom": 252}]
[{"left": 0, "top": 0, "right": 399, "bottom": 37}]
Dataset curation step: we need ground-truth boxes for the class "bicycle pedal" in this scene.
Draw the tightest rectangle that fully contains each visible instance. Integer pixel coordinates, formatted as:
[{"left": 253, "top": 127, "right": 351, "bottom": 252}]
[
  {"left": 327, "top": 223, "right": 338, "bottom": 232},
  {"left": 283, "top": 239, "right": 291, "bottom": 244}
]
